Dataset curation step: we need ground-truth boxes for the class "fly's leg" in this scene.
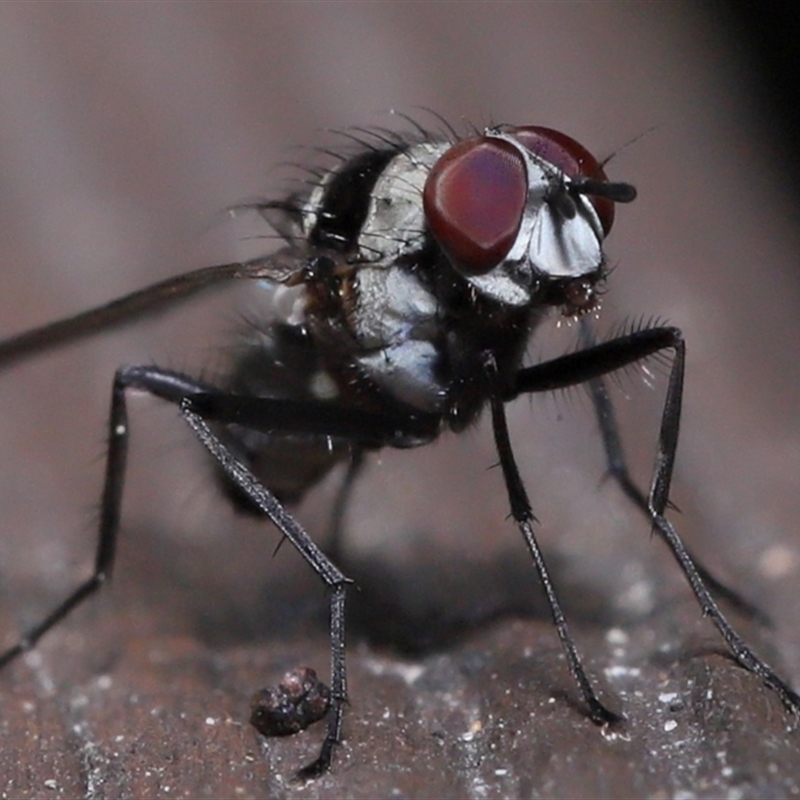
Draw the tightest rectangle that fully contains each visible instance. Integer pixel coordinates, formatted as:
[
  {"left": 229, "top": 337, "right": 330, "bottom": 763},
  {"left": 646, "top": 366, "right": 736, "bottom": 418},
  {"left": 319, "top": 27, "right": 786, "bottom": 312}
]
[
  {"left": 506, "top": 326, "right": 800, "bottom": 715},
  {"left": 0, "top": 362, "right": 429, "bottom": 778},
  {"left": 639, "top": 332, "right": 800, "bottom": 711},
  {"left": 179, "top": 388, "right": 436, "bottom": 777},
  {"left": 0, "top": 256, "right": 286, "bottom": 372},
  {"left": 0, "top": 364, "right": 216, "bottom": 669},
  {"left": 578, "top": 318, "right": 771, "bottom": 626},
  {"left": 489, "top": 386, "right": 620, "bottom": 723},
  {"left": 327, "top": 448, "right": 366, "bottom": 564},
  {"left": 180, "top": 402, "right": 351, "bottom": 779}
]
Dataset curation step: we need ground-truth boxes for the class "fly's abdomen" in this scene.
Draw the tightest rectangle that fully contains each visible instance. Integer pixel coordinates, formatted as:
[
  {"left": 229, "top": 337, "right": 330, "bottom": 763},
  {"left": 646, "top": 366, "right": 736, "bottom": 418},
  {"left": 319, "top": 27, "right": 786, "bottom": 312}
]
[{"left": 217, "top": 322, "right": 352, "bottom": 510}]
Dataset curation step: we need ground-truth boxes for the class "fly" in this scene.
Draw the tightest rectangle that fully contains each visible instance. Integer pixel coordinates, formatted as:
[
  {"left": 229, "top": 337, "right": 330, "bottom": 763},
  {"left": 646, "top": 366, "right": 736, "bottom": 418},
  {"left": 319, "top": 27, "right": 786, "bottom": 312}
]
[{"left": 0, "top": 118, "right": 797, "bottom": 780}]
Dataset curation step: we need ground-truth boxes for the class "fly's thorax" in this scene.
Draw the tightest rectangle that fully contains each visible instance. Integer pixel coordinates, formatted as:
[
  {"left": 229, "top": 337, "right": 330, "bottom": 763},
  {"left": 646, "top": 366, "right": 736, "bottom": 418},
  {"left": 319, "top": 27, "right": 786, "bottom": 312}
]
[
  {"left": 300, "top": 256, "right": 537, "bottom": 423},
  {"left": 302, "top": 140, "right": 446, "bottom": 256},
  {"left": 347, "top": 264, "right": 445, "bottom": 413},
  {"left": 356, "top": 142, "right": 447, "bottom": 261}
]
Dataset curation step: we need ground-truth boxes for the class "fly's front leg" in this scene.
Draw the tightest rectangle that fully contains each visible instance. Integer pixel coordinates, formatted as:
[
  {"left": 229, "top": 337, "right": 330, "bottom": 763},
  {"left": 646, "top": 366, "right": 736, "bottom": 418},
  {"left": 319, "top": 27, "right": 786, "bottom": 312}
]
[
  {"left": 577, "top": 318, "right": 771, "bottom": 625},
  {"left": 488, "top": 387, "right": 620, "bottom": 724},
  {"left": 507, "top": 325, "right": 800, "bottom": 715},
  {"left": 644, "top": 336, "right": 800, "bottom": 712}
]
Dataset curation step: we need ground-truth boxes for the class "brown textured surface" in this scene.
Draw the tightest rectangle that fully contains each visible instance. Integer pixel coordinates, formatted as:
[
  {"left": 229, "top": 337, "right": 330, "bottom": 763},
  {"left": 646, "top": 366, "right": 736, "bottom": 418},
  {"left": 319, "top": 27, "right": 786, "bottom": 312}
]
[{"left": 0, "top": 4, "right": 800, "bottom": 799}]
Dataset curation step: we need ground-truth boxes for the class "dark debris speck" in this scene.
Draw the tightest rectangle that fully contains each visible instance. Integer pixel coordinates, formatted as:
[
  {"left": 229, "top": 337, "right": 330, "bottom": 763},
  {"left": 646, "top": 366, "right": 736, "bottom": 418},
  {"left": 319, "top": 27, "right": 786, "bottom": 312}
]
[{"left": 249, "top": 667, "right": 331, "bottom": 737}]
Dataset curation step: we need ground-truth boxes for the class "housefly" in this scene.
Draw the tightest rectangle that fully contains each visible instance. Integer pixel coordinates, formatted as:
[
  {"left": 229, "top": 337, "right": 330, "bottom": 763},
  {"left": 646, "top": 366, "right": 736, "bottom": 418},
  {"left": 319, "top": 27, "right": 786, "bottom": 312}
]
[{"left": 0, "top": 118, "right": 797, "bottom": 779}]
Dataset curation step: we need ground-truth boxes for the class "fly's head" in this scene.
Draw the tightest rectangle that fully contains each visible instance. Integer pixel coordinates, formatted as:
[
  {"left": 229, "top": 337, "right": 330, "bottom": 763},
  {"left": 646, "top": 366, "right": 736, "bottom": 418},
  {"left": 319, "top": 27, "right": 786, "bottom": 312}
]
[{"left": 423, "top": 125, "right": 636, "bottom": 317}]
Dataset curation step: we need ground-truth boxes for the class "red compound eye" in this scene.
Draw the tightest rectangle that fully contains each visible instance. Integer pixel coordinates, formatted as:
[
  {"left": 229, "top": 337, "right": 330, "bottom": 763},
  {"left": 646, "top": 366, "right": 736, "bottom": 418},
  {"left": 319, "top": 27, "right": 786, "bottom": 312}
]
[
  {"left": 510, "top": 125, "right": 615, "bottom": 235},
  {"left": 423, "top": 137, "right": 527, "bottom": 276}
]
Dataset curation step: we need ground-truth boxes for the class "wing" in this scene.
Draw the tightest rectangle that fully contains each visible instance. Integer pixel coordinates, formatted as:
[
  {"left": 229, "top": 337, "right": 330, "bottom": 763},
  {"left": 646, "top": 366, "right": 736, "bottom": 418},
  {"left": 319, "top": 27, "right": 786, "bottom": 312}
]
[{"left": 0, "top": 248, "right": 307, "bottom": 372}]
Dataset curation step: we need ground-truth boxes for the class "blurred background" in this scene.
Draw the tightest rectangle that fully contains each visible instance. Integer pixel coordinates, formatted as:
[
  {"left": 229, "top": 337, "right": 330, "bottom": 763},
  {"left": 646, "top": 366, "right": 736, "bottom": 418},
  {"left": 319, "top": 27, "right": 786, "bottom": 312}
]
[{"left": 0, "top": 3, "right": 799, "bottom": 797}]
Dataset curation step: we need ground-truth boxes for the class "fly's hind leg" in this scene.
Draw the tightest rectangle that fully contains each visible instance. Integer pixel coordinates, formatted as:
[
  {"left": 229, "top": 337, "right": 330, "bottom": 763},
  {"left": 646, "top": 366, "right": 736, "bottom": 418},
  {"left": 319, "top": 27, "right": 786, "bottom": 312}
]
[{"left": 0, "top": 364, "right": 217, "bottom": 670}]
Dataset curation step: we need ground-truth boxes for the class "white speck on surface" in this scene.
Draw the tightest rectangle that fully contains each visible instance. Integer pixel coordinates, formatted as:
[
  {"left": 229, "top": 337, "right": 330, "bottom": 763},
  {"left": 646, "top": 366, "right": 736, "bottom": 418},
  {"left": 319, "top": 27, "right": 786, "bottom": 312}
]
[
  {"left": 43, "top": 779, "right": 57, "bottom": 790},
  {"left": 494, "top": 769, "right": 508, "bottom": 776},
  {"left": 604, "top": 665, "right": 641, "bottom": 679},
  {"left": 758, "top": 543, "right": 798, "bottom": 579},
  {"left": 605, "top": 627, "right": 629, "bottom": 646},
  {"left": 363, "top": 656, "right": 425, "bottom": 685},
  {"left": 205, "top": 717, "right": 217, "bottom": 726},
  {"left": 600, "top": 726, "right": 632, "bottom": 743},
  {"left": 658, "top": 692, "right": 678, "bottom": 704},
  {"left": 664, "top": 719, "right": 678, "bottom": 732},
  {"left": 460, "top": 718, "right": 483, "bottom": 742},
  {"left": 616, "top": 578, "right": 655, "bottom": 615},
  {"left": 70, "top": 694, "right": 88, "bottom": 710}
]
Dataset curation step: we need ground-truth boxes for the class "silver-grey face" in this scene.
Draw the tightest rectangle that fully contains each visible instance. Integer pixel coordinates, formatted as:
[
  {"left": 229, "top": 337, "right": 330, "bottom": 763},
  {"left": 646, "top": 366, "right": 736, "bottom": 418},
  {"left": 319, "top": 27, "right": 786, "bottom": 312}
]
[{"left": 469, "top": 129, "right": 605, "bottom": 306}]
